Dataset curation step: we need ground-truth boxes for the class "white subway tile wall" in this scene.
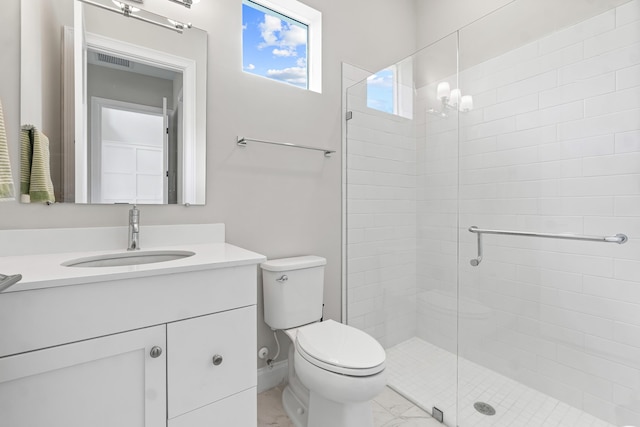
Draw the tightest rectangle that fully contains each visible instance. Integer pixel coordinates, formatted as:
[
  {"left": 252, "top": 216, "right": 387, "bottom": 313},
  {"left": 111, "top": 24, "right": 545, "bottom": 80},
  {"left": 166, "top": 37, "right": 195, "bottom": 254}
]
[
  {"left": 455, "top": 1, "right": 639, "bottom": 424},
  {"left": 346, "top": 1, "right": 640, "bottom": 426},
  {"left": 346, "top": 74, "right": 418, "bottom": 348}
]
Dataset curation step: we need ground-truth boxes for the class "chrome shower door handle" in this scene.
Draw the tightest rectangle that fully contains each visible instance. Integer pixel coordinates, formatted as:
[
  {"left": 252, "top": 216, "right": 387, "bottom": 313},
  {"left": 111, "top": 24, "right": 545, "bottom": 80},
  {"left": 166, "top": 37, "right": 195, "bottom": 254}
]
[{"left": 470, "top": 227, "right": 483, "bottom": 267}]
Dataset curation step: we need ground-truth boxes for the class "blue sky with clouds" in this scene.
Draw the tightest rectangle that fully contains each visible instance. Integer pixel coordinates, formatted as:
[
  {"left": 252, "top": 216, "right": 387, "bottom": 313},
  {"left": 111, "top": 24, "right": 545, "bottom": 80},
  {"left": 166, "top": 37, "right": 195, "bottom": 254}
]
[
  {"left": 367, "top": 69, "right": 395, "bottom": 114},
  {"left": 242, "top": 0, "right": 308, "bottom": 89}
]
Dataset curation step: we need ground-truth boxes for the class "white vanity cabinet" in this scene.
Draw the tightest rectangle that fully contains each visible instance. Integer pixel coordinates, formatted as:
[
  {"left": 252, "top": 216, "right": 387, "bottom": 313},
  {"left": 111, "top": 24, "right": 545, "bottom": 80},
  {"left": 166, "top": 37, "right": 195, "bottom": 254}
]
[
  {"left": 0, "top": 225, "right": 265, "bottom": 427},
  {"left": 0, "top": 304, "right": 258, "bottom": 427},
  {"left": 0, "top": 325, "right": 167, "bottom": 427},
  {"left": 168, "top": 306, "right": 257, "bottom": 426}
]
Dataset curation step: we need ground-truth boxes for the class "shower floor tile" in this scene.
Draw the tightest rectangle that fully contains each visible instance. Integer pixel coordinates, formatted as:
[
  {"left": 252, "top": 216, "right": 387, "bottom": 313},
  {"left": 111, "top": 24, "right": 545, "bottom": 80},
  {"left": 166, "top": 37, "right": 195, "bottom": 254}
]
[{"left": 386, "top": 337, "right": 616, "bottom": 427}]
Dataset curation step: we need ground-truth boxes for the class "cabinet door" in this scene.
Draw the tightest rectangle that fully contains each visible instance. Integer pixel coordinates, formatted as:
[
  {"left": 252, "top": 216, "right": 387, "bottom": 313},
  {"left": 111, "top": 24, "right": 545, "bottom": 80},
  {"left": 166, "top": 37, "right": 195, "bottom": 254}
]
[
  {"left": 0, "top": 325, "right": 166, "bottom": 427},
  {"left": 168, "top": 306, "right": 256, "bottom": 419}
]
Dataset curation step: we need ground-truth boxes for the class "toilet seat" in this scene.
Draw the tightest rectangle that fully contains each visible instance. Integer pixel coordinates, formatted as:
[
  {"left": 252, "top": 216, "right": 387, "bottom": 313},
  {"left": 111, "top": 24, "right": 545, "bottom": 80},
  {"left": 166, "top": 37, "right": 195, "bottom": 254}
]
[{"left": 294, "top": 320, "right": 385, "bottom": 377}]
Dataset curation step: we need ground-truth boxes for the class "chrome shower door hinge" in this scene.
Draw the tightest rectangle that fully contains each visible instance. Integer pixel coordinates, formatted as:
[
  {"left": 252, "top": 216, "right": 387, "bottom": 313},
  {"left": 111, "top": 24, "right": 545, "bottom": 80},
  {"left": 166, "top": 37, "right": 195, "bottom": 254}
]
[
  {"left": 432, "top": 407, "right": 444, "bottom": 423},
  {"left": 345, "top": 111, "right": 353, "bottom": 120}
]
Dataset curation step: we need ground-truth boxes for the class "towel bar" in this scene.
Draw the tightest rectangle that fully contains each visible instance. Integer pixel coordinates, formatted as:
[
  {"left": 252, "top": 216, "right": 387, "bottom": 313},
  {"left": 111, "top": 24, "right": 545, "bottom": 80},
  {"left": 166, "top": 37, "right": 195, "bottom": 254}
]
[
  {"left": 237, "top": 136, "right": 335, "bottom": 157},
  {"left": 468, "top": 226, "right": 628, "bottom": 266}
]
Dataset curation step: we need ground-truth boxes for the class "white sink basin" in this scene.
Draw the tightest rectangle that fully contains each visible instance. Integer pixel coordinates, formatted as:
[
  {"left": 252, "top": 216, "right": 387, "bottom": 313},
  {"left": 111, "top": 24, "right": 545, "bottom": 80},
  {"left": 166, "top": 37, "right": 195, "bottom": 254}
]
[{"left": 62, "top": 250, "right": 196, "bottom": 268}]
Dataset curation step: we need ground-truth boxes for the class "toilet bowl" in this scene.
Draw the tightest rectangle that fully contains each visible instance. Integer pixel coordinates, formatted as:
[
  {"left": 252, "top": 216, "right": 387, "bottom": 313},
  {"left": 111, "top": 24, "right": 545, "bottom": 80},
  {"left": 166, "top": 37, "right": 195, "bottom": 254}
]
[
  {"left": 282, "top": 321, "right": 386, "bottom": 427},
  {"left": 261, "top": 256, "right": 387, "bottom": 427}
]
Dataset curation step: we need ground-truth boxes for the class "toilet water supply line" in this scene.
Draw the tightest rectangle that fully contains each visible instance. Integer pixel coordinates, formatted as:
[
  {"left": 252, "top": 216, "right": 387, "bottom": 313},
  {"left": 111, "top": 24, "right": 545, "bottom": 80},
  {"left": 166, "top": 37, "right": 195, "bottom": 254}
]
[{"left": 267, "top": 330, "right": 281, "bottom": 368}]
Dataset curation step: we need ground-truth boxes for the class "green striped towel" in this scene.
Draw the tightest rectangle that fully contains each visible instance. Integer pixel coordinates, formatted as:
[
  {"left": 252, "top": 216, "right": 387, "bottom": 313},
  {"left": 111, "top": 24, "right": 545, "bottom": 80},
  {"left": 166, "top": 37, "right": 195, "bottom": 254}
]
[
  {"left": 0, "top": 99, "right": 15, "bottom": 201},
  {"left": 20, "top": 124, "right": 55, "bottom": 204}
]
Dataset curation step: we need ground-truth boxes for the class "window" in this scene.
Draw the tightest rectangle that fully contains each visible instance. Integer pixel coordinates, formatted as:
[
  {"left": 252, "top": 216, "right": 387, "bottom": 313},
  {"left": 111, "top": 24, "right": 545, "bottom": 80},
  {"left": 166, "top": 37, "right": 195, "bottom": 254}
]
[
  {"left": 366, "top": 59, "right": 413, "bottom": 119},
  {"left": 367, "top": 68, "right": 395, "bottom": 114},
  {"left": 242, "top": 0, "right": 322, "bottom": 92}
]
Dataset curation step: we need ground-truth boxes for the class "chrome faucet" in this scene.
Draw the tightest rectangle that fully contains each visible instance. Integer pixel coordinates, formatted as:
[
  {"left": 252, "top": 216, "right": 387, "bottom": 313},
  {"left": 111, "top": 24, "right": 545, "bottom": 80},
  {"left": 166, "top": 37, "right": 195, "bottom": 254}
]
[{"left": 128, "top": 205, "right": 140, "bottom": 251}]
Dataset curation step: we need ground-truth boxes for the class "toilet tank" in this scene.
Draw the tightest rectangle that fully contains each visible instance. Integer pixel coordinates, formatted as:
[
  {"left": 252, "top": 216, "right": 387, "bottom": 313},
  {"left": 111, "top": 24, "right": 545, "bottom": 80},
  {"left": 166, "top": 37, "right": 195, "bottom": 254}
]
[{"left": 261, "top": 256, "right": 326, "bottom": 330}]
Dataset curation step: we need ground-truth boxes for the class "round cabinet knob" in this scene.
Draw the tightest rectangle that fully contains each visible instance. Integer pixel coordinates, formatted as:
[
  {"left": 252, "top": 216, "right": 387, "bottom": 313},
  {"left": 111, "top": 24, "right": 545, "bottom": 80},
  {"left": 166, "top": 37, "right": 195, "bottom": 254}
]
[
  {"left": 150, "top": 346, "right": 163, "bottom": 358},
  {"left": 212, "top": 354, "right": 223, "bottom": 366}
]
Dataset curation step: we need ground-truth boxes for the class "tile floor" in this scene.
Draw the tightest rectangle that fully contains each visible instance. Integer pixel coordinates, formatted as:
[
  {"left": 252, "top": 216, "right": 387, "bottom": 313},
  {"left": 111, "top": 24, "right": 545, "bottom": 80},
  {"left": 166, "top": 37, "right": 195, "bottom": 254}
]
[
  {"left": 258, "top": 384, "right": 443, "bottom": 427},
  {"left": 386, "top": 337, "right": 616, "bottom": 427}
]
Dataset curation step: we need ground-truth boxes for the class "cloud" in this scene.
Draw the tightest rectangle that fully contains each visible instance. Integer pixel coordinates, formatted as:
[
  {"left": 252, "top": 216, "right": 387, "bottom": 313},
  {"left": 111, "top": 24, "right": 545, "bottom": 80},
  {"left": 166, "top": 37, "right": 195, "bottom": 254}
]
[
  {"left": 267, "top": 66, "right": 307, "bottom": 85},
  {"left": 367, "top": 72, "right": 393, "bottom": 87},
  {"left": 242, "top": 23, "right": 247, "bottom": 30},
  {"left": 272, "top": 48, "right": 296, "bottom": 57},
  {"left": 259, "top": 18, "right": 281, "bottom": 47},
  {"left": 257, "top": 13, "right": 306, "bottom": 52},
  {"left": 258, "top": 14, "right": 283, "bottom": 47},
  {"left": 281, "top": 25, "right": 306, "bottom": 48},
  {"left": 245, "top": 63, "right": 256, "bottom": 70}
]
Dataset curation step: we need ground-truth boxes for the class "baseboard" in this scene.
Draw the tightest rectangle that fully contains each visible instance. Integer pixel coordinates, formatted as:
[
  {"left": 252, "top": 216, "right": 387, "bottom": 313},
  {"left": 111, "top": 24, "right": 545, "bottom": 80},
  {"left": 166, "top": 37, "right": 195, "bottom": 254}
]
[{"left": 257, "top": 359, "right": 288, "bottom": 393}]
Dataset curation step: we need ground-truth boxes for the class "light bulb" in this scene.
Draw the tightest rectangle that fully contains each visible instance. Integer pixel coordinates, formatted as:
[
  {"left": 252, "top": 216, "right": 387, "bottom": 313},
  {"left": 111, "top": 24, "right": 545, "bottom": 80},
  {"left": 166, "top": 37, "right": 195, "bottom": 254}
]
[
  {"left": 459, "top": 95, "right": 474, "bottom": 112},
  {"left": 449, "top": 88, "right": 461, "bottom": 106},
  {"left": 436, "top": 82, "right": 451, "bottom": 101}
]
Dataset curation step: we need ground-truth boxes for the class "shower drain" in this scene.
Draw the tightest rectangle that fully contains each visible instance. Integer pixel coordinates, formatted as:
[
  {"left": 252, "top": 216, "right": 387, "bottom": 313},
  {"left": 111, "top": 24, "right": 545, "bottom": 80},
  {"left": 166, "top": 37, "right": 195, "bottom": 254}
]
[{"left": 474, "top": 402, "right": 496, "bottom": 416}]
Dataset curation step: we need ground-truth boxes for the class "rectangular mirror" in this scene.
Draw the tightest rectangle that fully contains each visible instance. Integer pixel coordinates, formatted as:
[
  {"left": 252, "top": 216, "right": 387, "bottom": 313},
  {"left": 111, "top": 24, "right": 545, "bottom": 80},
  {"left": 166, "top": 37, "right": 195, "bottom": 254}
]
[{"left": 20, "top": 0, "right": 207, "bottom": 205}]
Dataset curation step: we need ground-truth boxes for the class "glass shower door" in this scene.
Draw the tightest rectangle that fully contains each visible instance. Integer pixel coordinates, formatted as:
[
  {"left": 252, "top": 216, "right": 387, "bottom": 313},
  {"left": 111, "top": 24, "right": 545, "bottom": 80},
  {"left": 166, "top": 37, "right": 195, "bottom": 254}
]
[
  {"left": 456, "top": 0, "right": 640, "bottom": 425},
  {"left": 345, "top": 32, "right": 462, "bottom": 426}
]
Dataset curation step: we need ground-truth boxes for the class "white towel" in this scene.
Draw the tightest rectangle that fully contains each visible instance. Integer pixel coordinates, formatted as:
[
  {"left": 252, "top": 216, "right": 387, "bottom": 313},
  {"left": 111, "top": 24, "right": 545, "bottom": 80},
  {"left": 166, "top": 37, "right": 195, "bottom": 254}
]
[{"left": 0, "top": 99, "right": 15, "bottom": 202}]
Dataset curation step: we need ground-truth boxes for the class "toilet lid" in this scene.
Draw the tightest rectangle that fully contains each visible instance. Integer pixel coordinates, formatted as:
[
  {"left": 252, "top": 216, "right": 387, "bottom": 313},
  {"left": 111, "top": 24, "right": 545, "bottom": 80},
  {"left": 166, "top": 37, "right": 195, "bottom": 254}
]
[{"left": 295, "top": 320, "right": 385, "bottom": 376}]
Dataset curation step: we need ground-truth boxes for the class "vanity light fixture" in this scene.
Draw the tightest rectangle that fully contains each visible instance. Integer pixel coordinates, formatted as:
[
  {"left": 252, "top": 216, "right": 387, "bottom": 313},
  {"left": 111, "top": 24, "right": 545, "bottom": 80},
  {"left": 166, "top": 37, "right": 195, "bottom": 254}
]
[
  {"left": 168, "top": 0, "right": 201, "bottom": 9},
  {"left": 112, "top": 0, "right": 140, "bottom": 15},
  {"left": 168, "top": 18, "right": 193, "bottom": 31},
  {"left": 427, "top": 81, "right": 474, "bottom": 118},
  {"left": 80, "top": 0, "right": 191, "bottom": 33}
]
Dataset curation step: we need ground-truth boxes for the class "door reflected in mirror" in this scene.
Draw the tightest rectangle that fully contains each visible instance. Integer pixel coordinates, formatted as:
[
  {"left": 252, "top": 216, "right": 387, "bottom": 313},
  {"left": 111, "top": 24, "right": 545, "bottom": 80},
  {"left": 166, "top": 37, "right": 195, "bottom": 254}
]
[{"left": 20, "top": 0, "right": 207, "bottom": 205}]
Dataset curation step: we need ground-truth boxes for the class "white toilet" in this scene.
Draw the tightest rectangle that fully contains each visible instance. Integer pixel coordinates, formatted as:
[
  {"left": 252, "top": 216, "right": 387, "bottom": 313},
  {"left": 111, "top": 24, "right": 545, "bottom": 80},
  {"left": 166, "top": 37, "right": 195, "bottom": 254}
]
[{"left": 261, "top": 256, "right": 386, "bottom": 427}]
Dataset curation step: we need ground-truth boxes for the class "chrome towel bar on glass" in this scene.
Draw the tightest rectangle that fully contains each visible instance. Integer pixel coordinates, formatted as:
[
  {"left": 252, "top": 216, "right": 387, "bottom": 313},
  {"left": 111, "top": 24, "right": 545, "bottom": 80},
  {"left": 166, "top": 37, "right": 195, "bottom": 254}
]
[
  {"left": 468, "top": 226, "right": 628, "bottom": 267},
  {"left": 237, "top": 137, "right": 335, "bottom": 157}
]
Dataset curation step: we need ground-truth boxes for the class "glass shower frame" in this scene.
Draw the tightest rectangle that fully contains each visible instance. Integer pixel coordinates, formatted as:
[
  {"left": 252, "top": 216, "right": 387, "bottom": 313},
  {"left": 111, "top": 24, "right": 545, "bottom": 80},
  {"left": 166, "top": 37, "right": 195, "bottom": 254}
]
[{"left": 345, "top": 0, "right": 640, "bottom": 425}]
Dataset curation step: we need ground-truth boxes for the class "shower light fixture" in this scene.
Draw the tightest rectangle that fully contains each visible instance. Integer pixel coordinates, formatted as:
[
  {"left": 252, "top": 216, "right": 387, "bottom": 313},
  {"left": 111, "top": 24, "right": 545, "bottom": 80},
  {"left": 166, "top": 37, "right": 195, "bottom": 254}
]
[
  {"left": 168, "top": 0, "right": 200, "bottom": 8},
  {"left": 427, "top": 81, "right": 473, "bottom": 118}
]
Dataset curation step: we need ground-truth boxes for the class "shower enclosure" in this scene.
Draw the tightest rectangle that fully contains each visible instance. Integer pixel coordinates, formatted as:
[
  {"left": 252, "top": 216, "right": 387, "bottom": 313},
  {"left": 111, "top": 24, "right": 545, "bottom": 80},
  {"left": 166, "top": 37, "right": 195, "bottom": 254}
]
[{"left": 344, "top": 0, "right": 640, "bottom": 425}]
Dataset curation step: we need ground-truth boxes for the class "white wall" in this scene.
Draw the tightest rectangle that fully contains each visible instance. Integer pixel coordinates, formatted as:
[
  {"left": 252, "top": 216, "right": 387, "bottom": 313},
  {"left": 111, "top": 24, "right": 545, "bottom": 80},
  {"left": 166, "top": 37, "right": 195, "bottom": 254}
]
[
  {"left": 20, "top": 0, "right": 72, "bottom": 201},
  {"left": 0, "top": 0, "right": 417, "bottom": 368}
]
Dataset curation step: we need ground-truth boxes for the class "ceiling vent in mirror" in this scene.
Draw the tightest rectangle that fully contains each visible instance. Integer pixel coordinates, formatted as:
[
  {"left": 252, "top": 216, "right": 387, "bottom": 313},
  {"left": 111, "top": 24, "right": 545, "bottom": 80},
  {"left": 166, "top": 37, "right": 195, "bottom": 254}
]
[{"left": 96, "top": 53, "right": 132, "bottom": 69}]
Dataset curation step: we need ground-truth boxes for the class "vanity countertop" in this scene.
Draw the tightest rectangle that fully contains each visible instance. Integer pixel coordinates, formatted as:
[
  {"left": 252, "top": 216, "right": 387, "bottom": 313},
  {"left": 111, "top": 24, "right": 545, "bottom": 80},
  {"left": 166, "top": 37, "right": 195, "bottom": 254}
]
[
  {"left": 0, "top": 224, "right": 266, "bottom": 293},
  {"left": 0, "top": 242, "right": 266, "bottom": 293}
]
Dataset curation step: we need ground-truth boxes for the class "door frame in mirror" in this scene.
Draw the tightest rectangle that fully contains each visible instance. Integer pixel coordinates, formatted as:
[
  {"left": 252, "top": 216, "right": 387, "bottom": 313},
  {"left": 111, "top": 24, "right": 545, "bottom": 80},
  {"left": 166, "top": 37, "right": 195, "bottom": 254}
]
[{"left": 72, "top": 26, "right": 197, "bottom": 204}]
